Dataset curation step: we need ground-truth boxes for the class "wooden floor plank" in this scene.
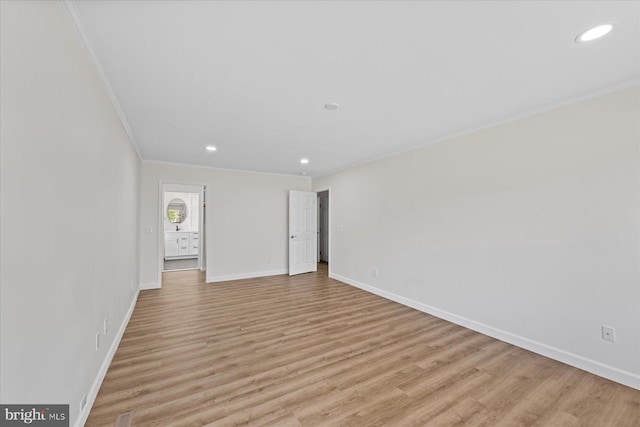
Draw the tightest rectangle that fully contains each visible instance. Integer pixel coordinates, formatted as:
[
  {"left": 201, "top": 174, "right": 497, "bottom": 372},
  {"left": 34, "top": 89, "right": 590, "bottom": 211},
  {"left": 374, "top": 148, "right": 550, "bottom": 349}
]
[{"left": 86, "top": 264, "right": 640, "bottom": 426}]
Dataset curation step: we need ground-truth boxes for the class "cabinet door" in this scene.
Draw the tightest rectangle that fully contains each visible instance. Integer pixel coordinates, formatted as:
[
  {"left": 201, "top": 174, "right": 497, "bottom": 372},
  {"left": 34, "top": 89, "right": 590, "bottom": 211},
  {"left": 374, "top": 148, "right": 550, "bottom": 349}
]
[
  {"left": 165, "top": 234, "right": 180, "bottom": 257},
  {"left": 189, "top": 232, "right": 199, "bottom": 255},
  {"left": 177, "top": 233, "right": 189, "bottom": 255}
]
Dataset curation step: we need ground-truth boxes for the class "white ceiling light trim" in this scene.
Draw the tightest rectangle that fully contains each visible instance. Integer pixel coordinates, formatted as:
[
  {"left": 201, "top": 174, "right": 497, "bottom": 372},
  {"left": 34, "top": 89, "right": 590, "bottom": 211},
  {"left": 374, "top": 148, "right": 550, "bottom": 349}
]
[
  {"left": 300, "top": 158, "right": 309, "bottom": 164},
  {"left": 576, "top": 24, "right": 614, "bottom": 42},
  {"left": 324, "top": 103, "right": 340, "bottom": 110},
  {"left": 206, "top": 146, "right": 217, "bottom": 151}
]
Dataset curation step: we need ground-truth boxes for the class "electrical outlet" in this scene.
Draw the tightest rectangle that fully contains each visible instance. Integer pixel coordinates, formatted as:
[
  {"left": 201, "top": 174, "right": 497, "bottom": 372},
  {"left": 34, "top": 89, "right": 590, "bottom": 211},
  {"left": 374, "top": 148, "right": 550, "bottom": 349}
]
[
  {"left": 602, "top": 325, "right": 615, "bottom": 342},
  {"left": 80, "top": 394, "right": 87, "bottom": 412},
  {"left": 372, "top": 268, "right": 378, "bottom": 277},
  {"left": 103, "top": 317, "right": 108, "bottom": 335},
  {"left": 95, "top": 332, "right": 100, "bottom": 350}
]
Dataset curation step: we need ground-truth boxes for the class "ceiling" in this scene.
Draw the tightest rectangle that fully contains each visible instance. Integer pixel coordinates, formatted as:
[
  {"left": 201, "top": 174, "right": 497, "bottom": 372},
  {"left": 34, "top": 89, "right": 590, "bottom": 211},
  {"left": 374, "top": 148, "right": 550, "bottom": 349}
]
[{"left": 67, "top": 1, "right": 639, "bottom": 177}]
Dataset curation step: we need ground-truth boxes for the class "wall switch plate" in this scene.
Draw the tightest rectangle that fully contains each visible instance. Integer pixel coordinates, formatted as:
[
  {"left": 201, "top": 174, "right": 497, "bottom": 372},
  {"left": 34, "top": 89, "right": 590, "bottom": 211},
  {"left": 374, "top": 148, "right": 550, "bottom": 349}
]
[
  {"left": 602, "top": 325, "right": 615, "bottom": 342},
  {"left": 95, "top": 332, "right": 100, "bottom": 350},
  {"left": 372, "top": 268, "right": 378, "bottom": 277}
]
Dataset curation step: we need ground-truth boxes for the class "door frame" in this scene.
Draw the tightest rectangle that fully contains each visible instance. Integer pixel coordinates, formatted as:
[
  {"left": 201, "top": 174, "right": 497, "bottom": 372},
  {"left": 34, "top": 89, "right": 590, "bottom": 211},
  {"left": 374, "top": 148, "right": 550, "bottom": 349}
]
[
  {"left": 157, "top": 180, "right": 207, "bottom": 289},
  {"left": 314, "top": 186, "right": 331, "bottom": 275}
]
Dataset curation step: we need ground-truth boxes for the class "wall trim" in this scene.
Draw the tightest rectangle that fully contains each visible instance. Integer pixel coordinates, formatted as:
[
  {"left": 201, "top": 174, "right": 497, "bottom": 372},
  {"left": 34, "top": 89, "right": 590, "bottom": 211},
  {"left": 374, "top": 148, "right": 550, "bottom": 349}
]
[
  {"left": 314, "top": 82, "right": 640, "bottom": 179},
  {"left": 59, "top": 0, "right": 142, "bottom": 160},
  {"left": 140, "top": 282, "right": 159, "bottom": 290},
  {"left": 74, "top": 289, "right": 140, "bottom": 427},
  {"left": 330, "top": 272, "right": 640, "bottom": 391},
  {"left": 143, "top": 159, "right": 314, "bottom": 180},
  {"left": 207, "top": 269, "right": 288, "bottom": 283}
]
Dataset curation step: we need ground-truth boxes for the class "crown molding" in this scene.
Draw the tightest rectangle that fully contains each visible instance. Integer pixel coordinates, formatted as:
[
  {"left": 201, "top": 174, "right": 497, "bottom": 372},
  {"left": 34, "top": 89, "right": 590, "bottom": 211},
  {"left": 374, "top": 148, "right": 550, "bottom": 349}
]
[{"left": 60, "top": 0, "right": 142, "bottom": 160}]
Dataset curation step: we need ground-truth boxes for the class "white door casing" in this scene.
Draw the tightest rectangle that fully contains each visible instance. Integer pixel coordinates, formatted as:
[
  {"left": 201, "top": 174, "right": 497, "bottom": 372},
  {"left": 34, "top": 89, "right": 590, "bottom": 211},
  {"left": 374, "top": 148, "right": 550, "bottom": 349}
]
[
  {"left": 158, "top": 183, "right": 206, "bottom": 286},
  {"left": 319, "top": 193, "right": 329, "bottom": 262},
  {"left": 289, "top": 190, "right": 317, "bottom": 275}
]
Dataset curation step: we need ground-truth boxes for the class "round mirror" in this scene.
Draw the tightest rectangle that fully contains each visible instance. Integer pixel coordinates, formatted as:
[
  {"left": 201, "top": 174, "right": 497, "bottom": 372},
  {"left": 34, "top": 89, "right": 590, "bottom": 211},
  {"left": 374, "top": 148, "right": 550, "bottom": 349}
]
[{"left": 167, "top": 198, "right": 187, "bottom": 223}]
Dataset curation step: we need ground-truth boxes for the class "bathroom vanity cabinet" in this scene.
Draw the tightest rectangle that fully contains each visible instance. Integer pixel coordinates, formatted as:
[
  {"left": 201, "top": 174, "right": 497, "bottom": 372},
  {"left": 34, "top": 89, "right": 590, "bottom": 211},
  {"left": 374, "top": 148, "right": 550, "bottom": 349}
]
[{"left": 164, "top": 231, "right": 199, "bottom": 259}]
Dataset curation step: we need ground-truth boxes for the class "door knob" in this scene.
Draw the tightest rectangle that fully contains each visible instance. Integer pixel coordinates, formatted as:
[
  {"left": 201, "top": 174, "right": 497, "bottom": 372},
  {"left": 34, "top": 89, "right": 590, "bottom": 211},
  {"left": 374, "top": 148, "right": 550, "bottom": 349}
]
[{"left": 290, "top": 235, "right": 295, "bottom": 239}]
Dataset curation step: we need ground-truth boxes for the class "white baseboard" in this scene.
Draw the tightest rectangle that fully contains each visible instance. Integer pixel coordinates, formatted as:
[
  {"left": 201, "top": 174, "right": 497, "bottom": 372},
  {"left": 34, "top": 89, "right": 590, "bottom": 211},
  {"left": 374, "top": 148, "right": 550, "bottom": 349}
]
[
  {"left": 74, "top": 289, "right": 140, "bottom": 427},
  {"left": 330, "top": 273, "right": 640, "bottom": 391},
  {"left": 140, "top": 282, "right": 159, "bottom": 290},
  {"left": 207, "top": 269, "right": 288, "bottom": 283}
]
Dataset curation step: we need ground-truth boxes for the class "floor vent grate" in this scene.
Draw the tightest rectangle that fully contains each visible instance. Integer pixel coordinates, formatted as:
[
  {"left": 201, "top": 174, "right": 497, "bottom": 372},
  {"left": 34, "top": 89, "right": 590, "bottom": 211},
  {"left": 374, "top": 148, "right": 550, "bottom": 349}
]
[{"left": 114, "top": 412, "right": 133, "bottom": 427}]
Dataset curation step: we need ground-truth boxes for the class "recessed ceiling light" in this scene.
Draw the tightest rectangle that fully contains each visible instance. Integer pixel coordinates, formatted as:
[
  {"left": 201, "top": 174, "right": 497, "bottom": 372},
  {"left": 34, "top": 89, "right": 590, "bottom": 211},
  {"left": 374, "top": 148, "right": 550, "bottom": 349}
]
[
  {"left": 575, "top": 24, "right": 613, "bottom": 43},
  {"left": 206, "top": 146, "right": 217, "bottom": 152},
  {"left": 325, "top": 103, "right": 339, "bottom": 110},
  {"left": 300, "top": 158, "right": 309, "bottom": 164}
]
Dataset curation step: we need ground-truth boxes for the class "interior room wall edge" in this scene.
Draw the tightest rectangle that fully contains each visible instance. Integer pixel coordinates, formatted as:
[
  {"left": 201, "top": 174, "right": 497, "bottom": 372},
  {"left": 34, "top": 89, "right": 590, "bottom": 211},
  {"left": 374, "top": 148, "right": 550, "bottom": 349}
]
[{"left": 330, "top": 272, "right": 640, "bottom": 390}]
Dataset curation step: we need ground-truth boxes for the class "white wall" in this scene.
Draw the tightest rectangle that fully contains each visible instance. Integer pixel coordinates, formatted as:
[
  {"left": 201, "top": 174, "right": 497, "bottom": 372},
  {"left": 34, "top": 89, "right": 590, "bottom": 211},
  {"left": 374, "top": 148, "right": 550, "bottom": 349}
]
[
  {"left": 140, "top": 162, "right": 311, "bottom": 287},
  {"left": 0, "top": 1, "right": 141, "bottom": 425},
  {"left": 314, "top": 87, "right": 640, "bottom": 389}
]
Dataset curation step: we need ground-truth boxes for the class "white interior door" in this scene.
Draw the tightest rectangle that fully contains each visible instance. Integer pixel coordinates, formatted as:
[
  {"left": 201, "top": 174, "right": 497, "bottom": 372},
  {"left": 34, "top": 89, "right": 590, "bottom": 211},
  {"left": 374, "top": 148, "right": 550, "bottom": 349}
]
[{"left": 289, "top": 190, "right": 317, "bottom": 275}]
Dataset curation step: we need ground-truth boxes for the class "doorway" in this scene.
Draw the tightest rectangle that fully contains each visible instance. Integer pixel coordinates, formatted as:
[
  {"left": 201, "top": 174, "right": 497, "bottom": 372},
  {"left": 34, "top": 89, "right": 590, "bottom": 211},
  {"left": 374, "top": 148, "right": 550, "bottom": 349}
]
[
  {"left": 161, "top": 183, "right": 205, "bottom": 273},
  {"left": 317, "top": 190, "right": 329, "bottom": 263},
  {"left": 287, "top": 188, "right": 330, "bottom": 277}
]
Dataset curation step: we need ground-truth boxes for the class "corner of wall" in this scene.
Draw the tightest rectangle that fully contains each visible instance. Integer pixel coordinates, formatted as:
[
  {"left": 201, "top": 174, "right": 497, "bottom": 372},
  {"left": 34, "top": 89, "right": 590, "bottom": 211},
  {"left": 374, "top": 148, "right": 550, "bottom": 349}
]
[
  {"left": 329, "top": 272, "right": 640, "bottom": 391},
  {"left": 206, "top": 269, "right": 288, "bottom": 284},
  {"left": 74, "top": 289, "right": 140, "bottom": 427}
]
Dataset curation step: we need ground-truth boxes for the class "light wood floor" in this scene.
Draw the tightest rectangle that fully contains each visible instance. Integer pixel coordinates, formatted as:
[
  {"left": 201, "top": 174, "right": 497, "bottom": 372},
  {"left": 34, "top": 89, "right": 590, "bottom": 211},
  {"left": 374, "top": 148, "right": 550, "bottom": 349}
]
[{"left": 87, "top": 264, "right": 640, "bottom": 426}]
